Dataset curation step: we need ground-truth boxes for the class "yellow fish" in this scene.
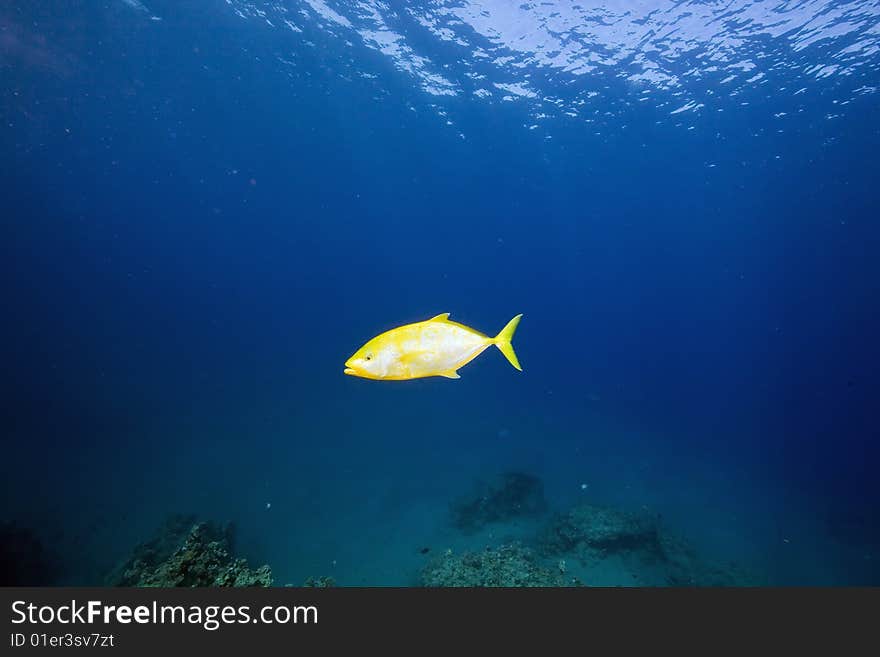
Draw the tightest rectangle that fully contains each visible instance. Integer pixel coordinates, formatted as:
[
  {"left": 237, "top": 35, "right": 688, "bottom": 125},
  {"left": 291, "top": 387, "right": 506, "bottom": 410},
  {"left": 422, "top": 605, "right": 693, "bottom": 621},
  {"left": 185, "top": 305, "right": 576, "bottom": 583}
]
[{"left": 344, "top": 313, "right": 523, "bottom": 381}]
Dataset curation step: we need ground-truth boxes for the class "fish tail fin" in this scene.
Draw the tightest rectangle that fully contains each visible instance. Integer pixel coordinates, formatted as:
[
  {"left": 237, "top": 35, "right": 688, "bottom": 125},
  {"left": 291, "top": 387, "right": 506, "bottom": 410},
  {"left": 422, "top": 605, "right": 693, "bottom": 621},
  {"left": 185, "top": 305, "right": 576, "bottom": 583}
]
[{"left": 493, "top": 314, "right": 523, "bottom": 371}]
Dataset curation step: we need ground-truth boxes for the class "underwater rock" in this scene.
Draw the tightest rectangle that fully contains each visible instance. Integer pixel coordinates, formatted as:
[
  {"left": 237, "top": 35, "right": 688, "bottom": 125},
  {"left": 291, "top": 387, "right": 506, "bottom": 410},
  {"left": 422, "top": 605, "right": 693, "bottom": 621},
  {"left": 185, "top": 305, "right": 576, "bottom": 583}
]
[
  {"left": 421, "top": 543, "right": 581, "bottom": 587},
  {"left": 303, "top": 576, "right": 336, "bottom": 587},
  {"left": 212, "top": 558, "right": 273, "bottom": 588},
  {"left": 656, "top": 530, "right": 763, "bottom": 586},
  {"left": 825, "top": 504, "right": 880, "bottom": 549},
  {"left": 105, "top": 513, "right": 203, "bottom": 585},
  {"left": 0, "top": 521, "right": 61, "bottom": 586},
  {"left": 538, "top": 503, "right": 660, "bottom": 556},
  {"left": 107, "top": 516, "right": 272, "bottom": 587},
  {"left": 537, "top": 502, "right": 763, "bottom": 586},
  {"left": 450, "top": 471, "right": 548, "bottom": 532}
]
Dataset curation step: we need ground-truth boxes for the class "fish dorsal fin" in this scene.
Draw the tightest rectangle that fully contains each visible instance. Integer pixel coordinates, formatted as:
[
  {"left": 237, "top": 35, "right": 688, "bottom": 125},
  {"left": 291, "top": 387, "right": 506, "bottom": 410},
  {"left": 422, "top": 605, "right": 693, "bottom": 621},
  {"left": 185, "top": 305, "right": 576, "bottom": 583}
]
[{"left": 428, "top": 313, "right": 451, "bottom": 322}]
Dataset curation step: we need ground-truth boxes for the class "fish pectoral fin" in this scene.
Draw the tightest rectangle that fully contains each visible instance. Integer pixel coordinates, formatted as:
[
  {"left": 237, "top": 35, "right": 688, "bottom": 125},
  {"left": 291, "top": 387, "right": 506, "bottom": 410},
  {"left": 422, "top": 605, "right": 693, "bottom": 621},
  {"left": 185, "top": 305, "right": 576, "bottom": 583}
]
[
  {"left": 428, "top": 313, "right": 451, "bottom": 322},
  {"left": 438, "top": 370, "right": 460, "bottom": 379}
]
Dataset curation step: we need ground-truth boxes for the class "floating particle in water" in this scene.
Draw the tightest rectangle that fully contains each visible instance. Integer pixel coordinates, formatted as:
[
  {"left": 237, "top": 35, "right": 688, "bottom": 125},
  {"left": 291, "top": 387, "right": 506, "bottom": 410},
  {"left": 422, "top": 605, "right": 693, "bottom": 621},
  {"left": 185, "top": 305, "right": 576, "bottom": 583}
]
[
  {"left": 265, "top": 502, "right": 271, "bottom": 510},
  {"left": 580, "top": 483, "right": 588, "bottom": 491}
]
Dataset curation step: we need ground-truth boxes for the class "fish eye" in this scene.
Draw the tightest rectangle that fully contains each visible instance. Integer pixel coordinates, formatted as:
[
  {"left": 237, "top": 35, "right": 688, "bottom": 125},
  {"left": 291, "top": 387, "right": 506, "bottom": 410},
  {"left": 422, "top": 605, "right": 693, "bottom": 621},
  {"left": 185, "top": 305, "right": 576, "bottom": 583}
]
[{"left": 365, "top": 354, "right": 372, "bottom": 361}]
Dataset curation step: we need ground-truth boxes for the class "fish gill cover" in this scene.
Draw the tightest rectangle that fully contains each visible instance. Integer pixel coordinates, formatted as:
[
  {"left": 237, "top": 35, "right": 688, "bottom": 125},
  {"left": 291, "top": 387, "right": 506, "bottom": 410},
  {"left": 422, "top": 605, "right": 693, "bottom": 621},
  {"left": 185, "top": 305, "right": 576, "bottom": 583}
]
[{"left": 0, "top": 0, "right": 878, "bottom": 586}]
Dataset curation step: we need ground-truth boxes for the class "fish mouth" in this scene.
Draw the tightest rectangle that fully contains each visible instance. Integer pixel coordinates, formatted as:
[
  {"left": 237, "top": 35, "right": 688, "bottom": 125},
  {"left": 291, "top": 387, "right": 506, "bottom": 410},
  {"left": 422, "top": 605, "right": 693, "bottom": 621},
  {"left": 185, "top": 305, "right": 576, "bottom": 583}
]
[{"left": 344, "top": 368, "right": 357, "bottom": 376}]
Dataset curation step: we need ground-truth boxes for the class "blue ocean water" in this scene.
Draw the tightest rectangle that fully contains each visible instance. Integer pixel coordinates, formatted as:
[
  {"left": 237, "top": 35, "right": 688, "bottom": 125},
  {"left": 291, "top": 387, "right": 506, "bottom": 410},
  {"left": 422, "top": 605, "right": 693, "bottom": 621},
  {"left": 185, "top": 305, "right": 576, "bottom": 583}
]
[{"left": 2, "top": 0, "right": 879, "bottom": 586}]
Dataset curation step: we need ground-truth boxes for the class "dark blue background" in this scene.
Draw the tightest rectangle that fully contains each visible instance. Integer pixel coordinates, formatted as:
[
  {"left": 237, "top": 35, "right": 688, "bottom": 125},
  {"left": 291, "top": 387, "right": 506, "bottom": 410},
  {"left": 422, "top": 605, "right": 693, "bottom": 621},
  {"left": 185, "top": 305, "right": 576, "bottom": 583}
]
[{"left": 2, "top": 1, "right": 879, "bottom": 585}]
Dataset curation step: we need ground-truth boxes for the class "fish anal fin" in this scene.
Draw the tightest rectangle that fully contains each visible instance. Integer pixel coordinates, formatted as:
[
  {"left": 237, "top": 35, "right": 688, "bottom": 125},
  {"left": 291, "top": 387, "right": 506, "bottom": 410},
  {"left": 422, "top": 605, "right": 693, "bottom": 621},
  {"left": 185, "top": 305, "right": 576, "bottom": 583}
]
[
  {"left": 438, "top": 370, "right": 460, "bottom": 379},
  {"left": 428, "top": 313, "right": 451, "bottom": 322}
]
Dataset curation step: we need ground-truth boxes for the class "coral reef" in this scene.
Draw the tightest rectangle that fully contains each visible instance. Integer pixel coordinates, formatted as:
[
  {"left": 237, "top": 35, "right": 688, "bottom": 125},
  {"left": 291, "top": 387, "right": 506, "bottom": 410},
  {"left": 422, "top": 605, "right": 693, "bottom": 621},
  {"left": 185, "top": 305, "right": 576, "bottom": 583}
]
[
  {"left": 107, "top": 515, "right": 272, "bottom": 587},
  {"left": 450, "top": 471, "right": 548, "bottom": 532},
  {"left": 439, "top": 472, "right": 768, "bottom": 586},
  {"left": 105, "top": 513, "right": 201, "bottom": 585},
  {"left": 303, "top": 576, "right": 336, "bottom": 587},
  {"left": 421, "top": 543, "right": 581, "bottom": 587}
]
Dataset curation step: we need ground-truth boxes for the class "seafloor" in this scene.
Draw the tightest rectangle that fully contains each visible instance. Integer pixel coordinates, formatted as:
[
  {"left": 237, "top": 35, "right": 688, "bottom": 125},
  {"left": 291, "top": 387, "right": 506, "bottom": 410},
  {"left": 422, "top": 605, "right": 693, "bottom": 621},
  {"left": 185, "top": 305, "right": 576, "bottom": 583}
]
[{"left": 5, "top": 453, "right": 875, "bottom": 587}]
